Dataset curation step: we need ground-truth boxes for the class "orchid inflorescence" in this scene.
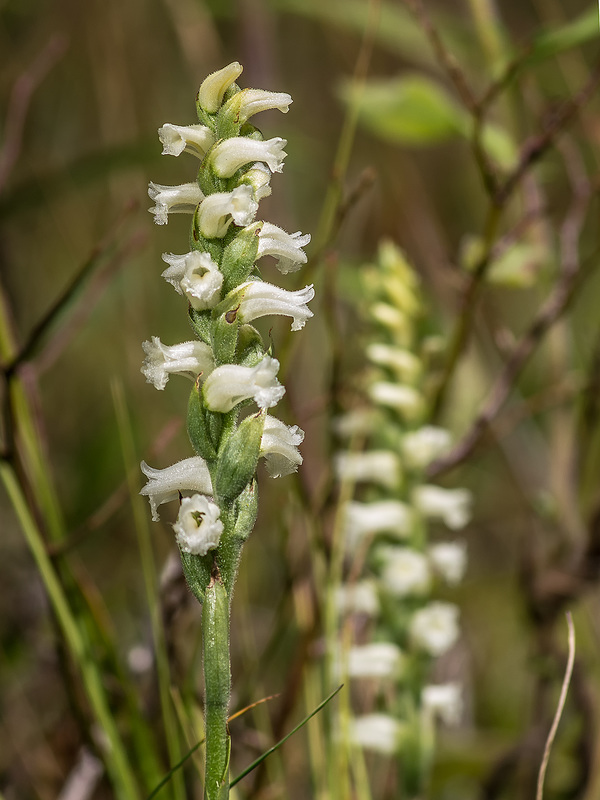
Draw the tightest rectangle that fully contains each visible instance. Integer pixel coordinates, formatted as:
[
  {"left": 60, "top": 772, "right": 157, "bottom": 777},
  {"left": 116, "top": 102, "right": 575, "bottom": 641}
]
[
  {"left": 139, "top": 62, "right": 312, "bottom": 800},
  {"left": 334, "top": 241, "right": 469, "bottom": 792}
]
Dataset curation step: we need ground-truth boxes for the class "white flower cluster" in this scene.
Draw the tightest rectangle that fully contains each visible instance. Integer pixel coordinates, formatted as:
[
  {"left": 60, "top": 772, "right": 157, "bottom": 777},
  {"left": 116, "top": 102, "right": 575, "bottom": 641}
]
[
  {"left": 335, "top": 241, "right": 469, "bottom": 763},
  {"left": 140, "top": 63, "right": 312, "bottom": 560}
]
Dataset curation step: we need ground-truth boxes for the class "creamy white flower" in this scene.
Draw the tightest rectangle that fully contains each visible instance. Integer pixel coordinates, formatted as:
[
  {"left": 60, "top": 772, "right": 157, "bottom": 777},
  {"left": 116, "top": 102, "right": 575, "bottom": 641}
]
[
  {"left": 370, "top": 303, "right": 411, "bottom": 342},
  {"left": 240, "top": 162, "right": 272, "bottom": 201},
  {"left": 223, "top": 88, "right": 292, "bottom": 124},
  {"left": 161, "top": 251, "right": 223, "bottom": 310},
  {"left": 235, "top": 281, "right": 314, "bottom": 331},
  {"left": 402, "top": 426, "right": 452, "bottom": 470},
  {"left": 413, "top": 485, "right": 472, "bottom": 530},
  {"left": 140, "top": 456, "right": 213, "bottom": 522},
  {"left": 428, "top": 541, "right": 467, "bottom": 585},
  {"left": 343, "top": 500, "right": 413, "bottom": 549},
  {"left": 335, "top": 580, "right": 379, "bottom": 617},
  {"left": 422, "top": 683, "right": 463, "bottom": 727},
  {"left": 410, "top": 602, "right": 460, "bottom": 656},
  {"left": 141, "top": 337, "right": 214, "bottom": 390},
  {"left": 366, "top": 343, "right": 421, "bottom": 381},
  {"left": 148, "top": 181, "right": 204, "bottom": 225},
  {"left": 196, "top": 185, "right": 258, "bottom": 239},
  {"left": 173, "top": 494, "right": 223, "bottom": 555},
  {"left": 380, "top": 547, "right": 431, "bottom": 596},
  {"left": 260, "top": 416, "right": 304, "bottom": 477},
  {"left": 203, "top": 355, "right": 285, "bottom": 413},
  {"left": 368, "top": 382, "right": 423, "bottom": 419},
  {"left": 350, "top": 714, "right": 402, "bottom": 755},
  {"left": 334, "top": 451, "right": 401, "bottom": 490},
  {"left": 158, "top": 123, "right": 215, "bottom": 158},
  {"left": 347, "top": 643, "right": 405, "bottom": 679},
  {"left": 211, "top": 137, "right": 287, "bottom": 178},
  {"left": 257, "top": 222, "right": 310, "bottom": 274},
  {"left": 197, "top": 62, "right": 243, "bottom": 113}
]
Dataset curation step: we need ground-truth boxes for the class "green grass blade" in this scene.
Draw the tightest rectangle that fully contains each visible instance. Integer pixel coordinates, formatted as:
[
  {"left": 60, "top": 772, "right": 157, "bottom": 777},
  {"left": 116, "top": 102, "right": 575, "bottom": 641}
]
[{"left": 230, "top": 685, "right": 344, "bottom": 788}]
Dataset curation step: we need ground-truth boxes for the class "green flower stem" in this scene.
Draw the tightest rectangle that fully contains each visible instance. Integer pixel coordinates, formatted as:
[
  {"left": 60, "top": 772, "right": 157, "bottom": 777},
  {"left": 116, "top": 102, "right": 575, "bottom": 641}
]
[
  {"left": 0, "top": 462, "right": 140, "bottom": 800},
  {"left": 202, "top": 573, "right": 231, "bottom": 800}
]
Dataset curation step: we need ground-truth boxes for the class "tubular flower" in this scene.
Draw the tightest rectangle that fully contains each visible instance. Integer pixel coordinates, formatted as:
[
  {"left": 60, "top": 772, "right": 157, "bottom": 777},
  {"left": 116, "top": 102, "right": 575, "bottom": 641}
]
[
  {"left": 260, "top": 416, "right": 304, "bottom": 477},
  {"left": 239, "top": 162, "right": 272, "bottom": 201},
  {"left": 222, "top": 88, "right": 292, "bottom": 124},
  {"left": 140, "top": 456, "right": 213, "bottom": 522},
  {"left": 202, "top": 355, "right": 285, "bottom": 413},
  {"left": 256, "top": 222, "right": 311, "bottom": 273},
  {"left": 422, "top": 683, "right": 463, "bottom": 727},
  {"left": 148, "top": 181, "right": 204, "bottom": 225},
  {"left": 350, "top": 715, "right": 403, "bottom": 756},
  {"left": 158, "top": 123, "right": 215, "bottom": 158},
  {"left": 196, "top": 61, "right": 243, "bottom": 113},
  {"left": 409, "top": 602, "right": 460, "bottom": 656},
  {"left": 428, "top": 541, "right": 467, "bottom": 585},
  {"left": 343, "top": 500, "right": 413, "bottom": 548},
  {"left": 196, "top": 185, "right": 258, "bottom": 238},
  {"left": 413, "top": 485, "right": 472, "bottom": 530},
  {"left": 173, "top": 494, "right": 224, "bottom": 555},
  {"left": 334, "top": 451, "right": 401, "bottom": 490},
  {"left": 346, "top": 643, "right": 405, "bottom": 680},
  {"left": 141, "top": 337, "right": 215, "bottom": 390},
  {"left": 401, "top": 426, "right": 452, "bottom": 470},
  {"left": 234, "top": 280, "right": 315, "bottom": 330},
  {"left": 210, "top": 136, "right": 287, "bottom": 178},
  {"left": 161, "top": 251, "right": 223, "bottom": 310},
  {"left": 379, "top": 547, "right": 431, "bottom": 597}
]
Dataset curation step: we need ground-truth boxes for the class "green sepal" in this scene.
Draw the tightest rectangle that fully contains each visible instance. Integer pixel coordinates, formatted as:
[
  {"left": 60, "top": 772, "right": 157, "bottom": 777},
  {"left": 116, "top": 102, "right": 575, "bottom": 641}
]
[
  {"left": 215, "top": 413, "right": 265, "bottom": 504},
  {"left": 197, "top": 161, "right": 226, "bottom": 197},
  {"left": 220, "top": 223, "right": 261, "bottom": 295},
  {"left": 212, "top": 311, "right": 240, "bottom": 365},
  {"left": 236, "top": 324, "right": 265, "bottom": 367},
  {"left": 216, "top": 480, "right": 259, "bottom": 595},
  {"left": 191, "top": 207, "right": 226, "bottom": 261},
  {"left": 179, "top": 549, "right": 213, "bottom": 604},
  {"left": 187, "top": 379, "right": 222, "bottom": 460},
  {"left": 188, "top": 307, "right": 212, "bottom": 345}
]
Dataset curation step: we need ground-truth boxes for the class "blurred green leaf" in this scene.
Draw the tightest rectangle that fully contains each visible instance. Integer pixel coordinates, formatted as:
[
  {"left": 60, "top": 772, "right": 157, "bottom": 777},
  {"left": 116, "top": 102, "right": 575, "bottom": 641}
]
[
  {"left": 340, "top": 74, "right": 518, "bottom": 168},
  {"left": 528, "top": 9, "right": 598, "bottom": 63}
]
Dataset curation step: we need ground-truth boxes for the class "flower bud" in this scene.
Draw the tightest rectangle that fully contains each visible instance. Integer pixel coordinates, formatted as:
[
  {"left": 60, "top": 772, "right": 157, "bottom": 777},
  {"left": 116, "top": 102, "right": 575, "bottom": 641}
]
[
  {"left": 215, "top": 413, "right": 265, "bottom": 503},
  {"left": 197, "top": 62, "right": 243, "bottom": 113}
]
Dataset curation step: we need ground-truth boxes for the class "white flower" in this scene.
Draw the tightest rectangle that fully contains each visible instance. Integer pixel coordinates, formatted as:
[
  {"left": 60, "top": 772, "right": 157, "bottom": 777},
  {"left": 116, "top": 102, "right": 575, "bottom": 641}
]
[
  {"left": 173, "top": 494, "right": 223, "bottom": 555},
  {"left": 257, "top": 222, "right": 310, "bottom": 274},
  {"left": 161, "top": 251, "right": 223, "bottom": 310},
  {"left": 422, "top": 683, "right": 463, "bottom": 727},
  {"left": 140, "top": 456, "right": 213, "bottom": 522},
  {"left": 413, "top": 485, "right": 472, "bottom": 530},
  {"left": 334, "top": 451, "right": 401, "bottom": 490},
  {"left": 343, "top": 500, "right": 413, "bottom": 549},
  {"left": 141, "top": 337, "right": 215, "bottom": 390},
  {"left": 350, "top": 714, "right": 402, "bottom": 756},
  {"left": 240, "top": 162, "right": 272, "bottom": 201},
  {"left": 346, "top": 643, "right": 405, "bottom": 679},
  {"left": 223, "top": 88, "right": 292, "bottom": 123},
  {"left": 368, "top": 382, "right": 423, "bottom": 419},
  {"left": 196, "top": 185, "right": 258, "bottom": 239},
  {"left": 158, "top": 123, "right": 215, "bottom": 158},
  {"left": 148, "top": 181, "right": 204, "bottom": 225},
  {"left": 235, "top": 281, "right": 314, "bottom": 331},
  {"left": 401, "top": 426, "right": 453, "bottom": 470},
  {"left": 371, "top": 303, "right": 410, "bottom": 341},
  {"left": 335, "top": 580, "right": 379, "bottom": 617},
  {"left": 197, "top": 62, "right": 243, "bottom": 113},
  {"left": 379, "top": 547, "right": 431, "bottom": 597},
  {"left": 428, "top": 541, "right": 467, "bottom": 585},
  {"left": 260, "top": 416, "right": 304, "bottom": 477},
  {"left": 203, "top": 355, "right": 285, "bottom": 413},
  {"left": 211, "top": 137, "right": 287, "bottom": 178},
  {"left": 410, "top": 602, "right": 460, "bottom": 656},
  {"left": 366, "top": 343, "right": 421, "bottom": 381}
]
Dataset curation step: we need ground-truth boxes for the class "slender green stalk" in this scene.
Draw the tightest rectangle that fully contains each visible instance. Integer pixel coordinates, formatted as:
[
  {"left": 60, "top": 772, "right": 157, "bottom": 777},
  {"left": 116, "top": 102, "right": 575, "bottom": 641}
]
[
  {"left": 0, "top": 462, "right": 140, "bottom": 800},
  {"left": 202, "top": 576, "right": 231, "bottom": 800}
]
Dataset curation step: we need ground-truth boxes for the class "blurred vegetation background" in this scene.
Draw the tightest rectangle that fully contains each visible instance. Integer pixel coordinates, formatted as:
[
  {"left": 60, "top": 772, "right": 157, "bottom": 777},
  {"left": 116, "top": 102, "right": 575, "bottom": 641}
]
[{"left": 2, "top": 0, "right": 600, "bottom": 798}]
